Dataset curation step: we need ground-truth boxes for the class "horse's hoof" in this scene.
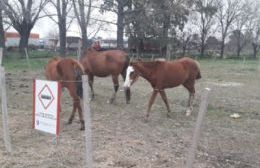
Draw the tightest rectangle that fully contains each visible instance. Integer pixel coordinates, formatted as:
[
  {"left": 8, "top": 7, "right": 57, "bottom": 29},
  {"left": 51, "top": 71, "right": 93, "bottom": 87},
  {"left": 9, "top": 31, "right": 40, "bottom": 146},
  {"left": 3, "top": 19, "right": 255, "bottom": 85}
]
[
  {"left": 143, "top": 116, "right": 149, "bottom": 123},
  {"left": 186, "top": 109, "right": 192, "bottom": 116},
  {"left": 80, "top": 126, "right": 85, "bottom": 130},
  {"left": 108, "top": 99, "right": 115, "bottom": 104}
]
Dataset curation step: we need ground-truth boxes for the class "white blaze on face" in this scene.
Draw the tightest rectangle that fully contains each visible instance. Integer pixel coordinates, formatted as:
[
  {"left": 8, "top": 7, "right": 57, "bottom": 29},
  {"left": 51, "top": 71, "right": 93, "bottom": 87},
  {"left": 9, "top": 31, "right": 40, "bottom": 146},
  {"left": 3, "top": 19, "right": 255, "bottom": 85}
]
[{"left": 124, "top": 66, "right": 134, "bottom": 88}]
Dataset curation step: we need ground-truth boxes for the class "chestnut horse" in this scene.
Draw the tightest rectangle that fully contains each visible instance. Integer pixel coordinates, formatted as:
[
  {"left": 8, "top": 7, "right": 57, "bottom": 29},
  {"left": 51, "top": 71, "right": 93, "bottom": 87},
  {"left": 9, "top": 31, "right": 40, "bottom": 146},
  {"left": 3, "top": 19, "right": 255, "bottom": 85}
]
[
  {"left": 80, "top": 47, "right": 131, "bottom": 104},
  {"left": 123, "top": 57, "right": 201, "bottom": 120},
  {"left": 45, "top": 57, "right": 85, "bottom": 130}
]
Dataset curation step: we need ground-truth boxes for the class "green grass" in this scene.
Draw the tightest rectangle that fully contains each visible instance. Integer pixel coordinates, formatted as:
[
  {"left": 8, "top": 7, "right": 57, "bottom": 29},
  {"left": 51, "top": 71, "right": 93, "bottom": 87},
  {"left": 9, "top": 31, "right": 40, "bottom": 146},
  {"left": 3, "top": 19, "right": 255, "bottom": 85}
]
[
  {"left": 2, "top": 50, "right": 260, "bottom": 72},
  {"left": 2, "top": 50, "right": 78, "bottom": 71}
]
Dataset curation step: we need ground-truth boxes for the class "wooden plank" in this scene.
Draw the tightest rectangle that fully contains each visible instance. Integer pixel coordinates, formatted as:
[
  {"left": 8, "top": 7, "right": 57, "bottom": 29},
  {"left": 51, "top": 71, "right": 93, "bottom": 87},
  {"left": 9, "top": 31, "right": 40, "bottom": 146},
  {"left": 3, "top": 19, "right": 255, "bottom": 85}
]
[
  {"left": 186, "top": 88, "right": 211, "bottom": 168},
  {"left": 82, "top": 75, "right": 93, "bottom": 168},
  {"left": 0, "top": 66, "right": 12, "bottom": 153}
]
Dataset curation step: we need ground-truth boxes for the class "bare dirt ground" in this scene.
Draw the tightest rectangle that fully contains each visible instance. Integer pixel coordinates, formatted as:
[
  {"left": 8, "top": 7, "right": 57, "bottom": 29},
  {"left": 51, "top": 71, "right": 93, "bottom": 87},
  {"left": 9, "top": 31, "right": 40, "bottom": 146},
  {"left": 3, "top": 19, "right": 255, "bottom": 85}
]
[{"left": 0, "top": 60, "right": 260, "bottom": 168}]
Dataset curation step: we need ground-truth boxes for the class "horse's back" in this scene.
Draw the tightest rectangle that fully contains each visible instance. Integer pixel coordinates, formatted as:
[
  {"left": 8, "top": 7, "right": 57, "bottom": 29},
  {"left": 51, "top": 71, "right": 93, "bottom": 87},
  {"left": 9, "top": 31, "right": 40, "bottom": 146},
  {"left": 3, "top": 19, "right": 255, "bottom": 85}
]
[
  {"left": 81, "top": 48, "right": 129, "bottom": 76},
  {"left": 45, "top": 57, "right": 62, "bottom": 80}
]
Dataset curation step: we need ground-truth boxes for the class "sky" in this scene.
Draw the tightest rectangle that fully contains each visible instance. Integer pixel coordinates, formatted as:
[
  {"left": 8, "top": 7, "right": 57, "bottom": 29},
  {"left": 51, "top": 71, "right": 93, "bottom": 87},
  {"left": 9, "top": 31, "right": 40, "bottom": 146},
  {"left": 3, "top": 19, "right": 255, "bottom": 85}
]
[{"left": 8, "top": 1, "right": 118, "bottom": 40}]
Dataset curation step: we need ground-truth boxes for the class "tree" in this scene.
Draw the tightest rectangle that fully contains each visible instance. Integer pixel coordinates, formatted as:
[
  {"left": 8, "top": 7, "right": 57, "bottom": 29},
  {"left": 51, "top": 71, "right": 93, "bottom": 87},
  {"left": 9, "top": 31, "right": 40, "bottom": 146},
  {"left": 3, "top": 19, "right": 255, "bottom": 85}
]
[
  {"left": 125, "top": 0, "right": 192, "bottom": 57},
  {"left": 72, "top": 0, "right": 93, "bottom": 51},
  {"left": 215, "top": 0, "right": 241, "bottom": 58},
  {"left": 232, "top": 1, "right": 253, "bottom": 57},
  {"left": 1, "top": 0, "right": 48, "bottom": 54},
  {"left": 47, "top": 0, "right": 74, "bottom": 56},
  {"left": 0, "top": 4, "right": 5, "bottom": 49},
  {"left": 247, "top": 1, "right": 260, "bottom": 59},
  {"left": 101, "top": 0, "right": 132, "bottom": 49},
  {"left": 194, "top": 0, "right": 217, "bottom": 57}
]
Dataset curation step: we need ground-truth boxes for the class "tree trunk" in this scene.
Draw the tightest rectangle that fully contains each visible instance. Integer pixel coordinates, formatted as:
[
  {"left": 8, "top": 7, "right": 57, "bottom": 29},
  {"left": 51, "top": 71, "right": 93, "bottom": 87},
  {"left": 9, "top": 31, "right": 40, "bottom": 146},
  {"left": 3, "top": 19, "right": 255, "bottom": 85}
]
[
  {"left": 0, "top": 8, "right": 5, "bottom": 50},
  {"left": 18, "top": 28, "right": 30, "bottom": 58},
  {"left": 59, "top": 22, "right": 66, "bottom": 56},
  {"left": 236, "top": 46, "right": 241, "bottom": 58},
  {"left": 220, "top": 37, "right": 225, "bottom": 59},
  {"left": 117, "top": 0, "right": 124, "bottom": 49},
  {"left": 252, "top": 43, "right": 258, "bottom": 59},
  {"left": 81, "top": 26, "right": 88, "bottom": 52},
  {"left": 200, "top": 33, "right": 206, "bottom": 57},
  {"left": 161, "top": 15, "right": 170, "bottom": 58},
  {"left": 182, "top": 45, "right": 187, "bottom": 57}
]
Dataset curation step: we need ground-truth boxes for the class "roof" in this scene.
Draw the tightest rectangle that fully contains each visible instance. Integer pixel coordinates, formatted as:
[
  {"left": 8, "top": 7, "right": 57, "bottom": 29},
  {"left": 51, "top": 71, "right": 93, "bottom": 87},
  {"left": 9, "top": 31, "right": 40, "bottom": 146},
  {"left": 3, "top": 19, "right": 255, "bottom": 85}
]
[{"left": 5, "top": 32, "right": 39, "bottom": 39}]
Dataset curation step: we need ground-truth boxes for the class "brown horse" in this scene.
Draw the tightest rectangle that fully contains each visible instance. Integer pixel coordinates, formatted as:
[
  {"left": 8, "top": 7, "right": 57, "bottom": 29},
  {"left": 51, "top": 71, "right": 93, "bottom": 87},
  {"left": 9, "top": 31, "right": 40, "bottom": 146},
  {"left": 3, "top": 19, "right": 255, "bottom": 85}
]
[
  {"left": 44, "top": 57, "right": 85, "bottom": 130},
  {"left": 123, "top": 57, "right": 201, "bottom": 120},
  {"left": 80, "top": 47, "right": 131, "bottom": 104}
]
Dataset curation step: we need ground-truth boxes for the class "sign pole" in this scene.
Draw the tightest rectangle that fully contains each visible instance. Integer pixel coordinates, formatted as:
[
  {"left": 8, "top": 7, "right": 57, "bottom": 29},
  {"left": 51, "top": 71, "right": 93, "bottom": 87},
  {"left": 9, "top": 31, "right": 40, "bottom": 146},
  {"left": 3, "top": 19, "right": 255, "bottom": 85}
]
[
  {"left": 82, "top": 75, "right": 93, "bottom": 168},
  {"left": 0, "top": 66, "right": 12, "bottom": 154},
  {"left": 186, "top": 88, "right": 211, "bottom": 168}
]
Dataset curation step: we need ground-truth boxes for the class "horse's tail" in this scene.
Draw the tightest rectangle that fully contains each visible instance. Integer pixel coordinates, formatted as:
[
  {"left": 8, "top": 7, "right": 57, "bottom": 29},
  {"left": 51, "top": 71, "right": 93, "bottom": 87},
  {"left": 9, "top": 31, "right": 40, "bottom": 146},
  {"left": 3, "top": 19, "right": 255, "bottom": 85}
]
[
  {"left": 72, "top": 60, "right": 84, "bottom": 99},
  {"left": 122, "top": 55, "right": 131, "bottom": 104},
  {"left": 121, "top": 55, "right": 130, "bottom": 81}
]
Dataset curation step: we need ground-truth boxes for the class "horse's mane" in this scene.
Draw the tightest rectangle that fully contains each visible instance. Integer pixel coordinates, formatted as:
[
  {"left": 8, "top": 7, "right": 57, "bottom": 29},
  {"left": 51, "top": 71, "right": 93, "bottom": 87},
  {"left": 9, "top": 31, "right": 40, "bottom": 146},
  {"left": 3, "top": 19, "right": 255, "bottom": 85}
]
[{"left": 137, "top": 60, "right": 162, "bottom": 69}]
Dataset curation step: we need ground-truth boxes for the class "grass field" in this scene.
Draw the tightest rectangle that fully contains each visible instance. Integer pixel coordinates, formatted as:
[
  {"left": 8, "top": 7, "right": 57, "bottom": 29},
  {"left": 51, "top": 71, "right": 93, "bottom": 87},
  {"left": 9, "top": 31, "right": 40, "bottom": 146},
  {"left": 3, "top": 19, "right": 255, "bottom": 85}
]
[{"left": 0, "top": 53, "right": 260, "bottom": 167}]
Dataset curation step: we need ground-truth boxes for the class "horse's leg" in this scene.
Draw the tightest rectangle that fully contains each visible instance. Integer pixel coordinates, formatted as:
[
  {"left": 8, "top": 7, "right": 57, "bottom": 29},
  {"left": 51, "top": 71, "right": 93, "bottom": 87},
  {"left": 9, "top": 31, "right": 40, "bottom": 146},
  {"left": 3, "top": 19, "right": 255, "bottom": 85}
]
[
  {"left": 108, "top": 75, "right": 119, "bottom": 104},
  {"left": 159, "top": 90, "right": 171, "bottom": 117},
  {"left": 76, "top": 100, "right": 85, "bottom": 130},
  {"left": 146, "top": 89, "right": 159, "bottom": 121},
  {"left": 67, "top": 98, "right": 77, "bottom": 124},
  {"left": 88, "top": 74, "right": 95, "bottom": 100},
  {"left": 66, "top": 85, "right": 85, "bottom": 130},
  {"left": 121, "top": 73, "right": 131, "bottom": 104},
  {"left": 183, "top": 81, "right": 195, "bottom": 116}
]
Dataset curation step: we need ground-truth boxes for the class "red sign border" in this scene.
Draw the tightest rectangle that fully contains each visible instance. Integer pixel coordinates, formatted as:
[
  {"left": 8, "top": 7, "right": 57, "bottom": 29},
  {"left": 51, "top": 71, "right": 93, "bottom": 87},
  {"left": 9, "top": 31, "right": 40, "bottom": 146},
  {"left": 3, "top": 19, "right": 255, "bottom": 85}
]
[
  {"left": 33, "top": 79, "right": 61, "bottom": 136},
  {"left": 38, "top": 84, "right": 55, "bottom": 110}
]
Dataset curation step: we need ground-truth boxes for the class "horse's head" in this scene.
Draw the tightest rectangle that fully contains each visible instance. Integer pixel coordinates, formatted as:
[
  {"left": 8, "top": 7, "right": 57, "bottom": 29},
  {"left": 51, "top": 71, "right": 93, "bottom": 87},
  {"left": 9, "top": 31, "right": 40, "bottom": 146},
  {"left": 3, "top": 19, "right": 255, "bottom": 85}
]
[
  {"left": 91, "top": 41, "right": 101, "bottom": 51},
  {"left": 123, "top": 62, "right": 140, "bottom": 88}
]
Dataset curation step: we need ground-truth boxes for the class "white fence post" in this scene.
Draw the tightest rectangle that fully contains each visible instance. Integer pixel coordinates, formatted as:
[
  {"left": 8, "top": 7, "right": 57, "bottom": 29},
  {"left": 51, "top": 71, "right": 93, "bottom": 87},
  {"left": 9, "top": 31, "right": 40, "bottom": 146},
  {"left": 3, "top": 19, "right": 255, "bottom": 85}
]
[
  {"left": 0, "top": 47, "right": 3, "bottom": 65},
  {"left": 24, "top": 48, "right": 31, "bottom": 69},
  {"left": 186, "top": 88, "right": 211, "bottom": 168},
  {"left": 82, "top": 75, "right": 93, "bottom": 168},
  {"left": 0, "top": 66, "right": 12, "bottom": 154}
]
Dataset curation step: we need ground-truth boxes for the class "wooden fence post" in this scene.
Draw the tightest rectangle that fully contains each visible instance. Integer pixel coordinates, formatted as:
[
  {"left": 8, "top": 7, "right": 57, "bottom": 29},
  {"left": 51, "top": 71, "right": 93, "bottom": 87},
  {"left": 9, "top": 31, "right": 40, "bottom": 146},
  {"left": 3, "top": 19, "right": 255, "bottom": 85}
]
[
  {"left": 0, "top": 66, "right": 12, "bottom": 154},
  {"left": 186, "top": 88, "right": 211, "bottom": 168},
  {"left": 24, "top": 48, "right": 31, "bottom": 69},
  {"left": 82, "top": 75, "right": 93, "bottom": 168}
]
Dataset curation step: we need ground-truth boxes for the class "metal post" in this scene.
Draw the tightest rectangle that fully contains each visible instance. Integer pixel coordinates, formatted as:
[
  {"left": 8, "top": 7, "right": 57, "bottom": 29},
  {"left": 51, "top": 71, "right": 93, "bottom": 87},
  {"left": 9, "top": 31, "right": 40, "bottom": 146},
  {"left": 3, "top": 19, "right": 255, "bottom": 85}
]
[
  {"left": 186, "top": 88, "right": 211, "bottom": 168},
  {"left": 82, "top": 75, "right": 93, "bottom": 168},
  {"left": 0, "top": 67, "right": 12, "bottom": 153}
]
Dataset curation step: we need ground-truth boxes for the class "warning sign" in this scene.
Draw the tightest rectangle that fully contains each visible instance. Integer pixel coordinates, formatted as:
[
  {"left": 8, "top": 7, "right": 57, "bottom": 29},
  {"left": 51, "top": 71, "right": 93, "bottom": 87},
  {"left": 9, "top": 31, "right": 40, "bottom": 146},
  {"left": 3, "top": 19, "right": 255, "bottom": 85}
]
[{"left": 33, "top": 79, "right": 61, "bottom": 135}]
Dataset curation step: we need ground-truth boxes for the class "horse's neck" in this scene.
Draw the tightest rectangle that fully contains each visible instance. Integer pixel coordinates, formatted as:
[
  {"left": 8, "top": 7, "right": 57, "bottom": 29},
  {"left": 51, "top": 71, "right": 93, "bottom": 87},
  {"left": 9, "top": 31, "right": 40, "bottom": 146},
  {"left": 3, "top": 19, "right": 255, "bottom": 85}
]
[{"left": 134, "top": 62, "right": 157, "bottom": 79}]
